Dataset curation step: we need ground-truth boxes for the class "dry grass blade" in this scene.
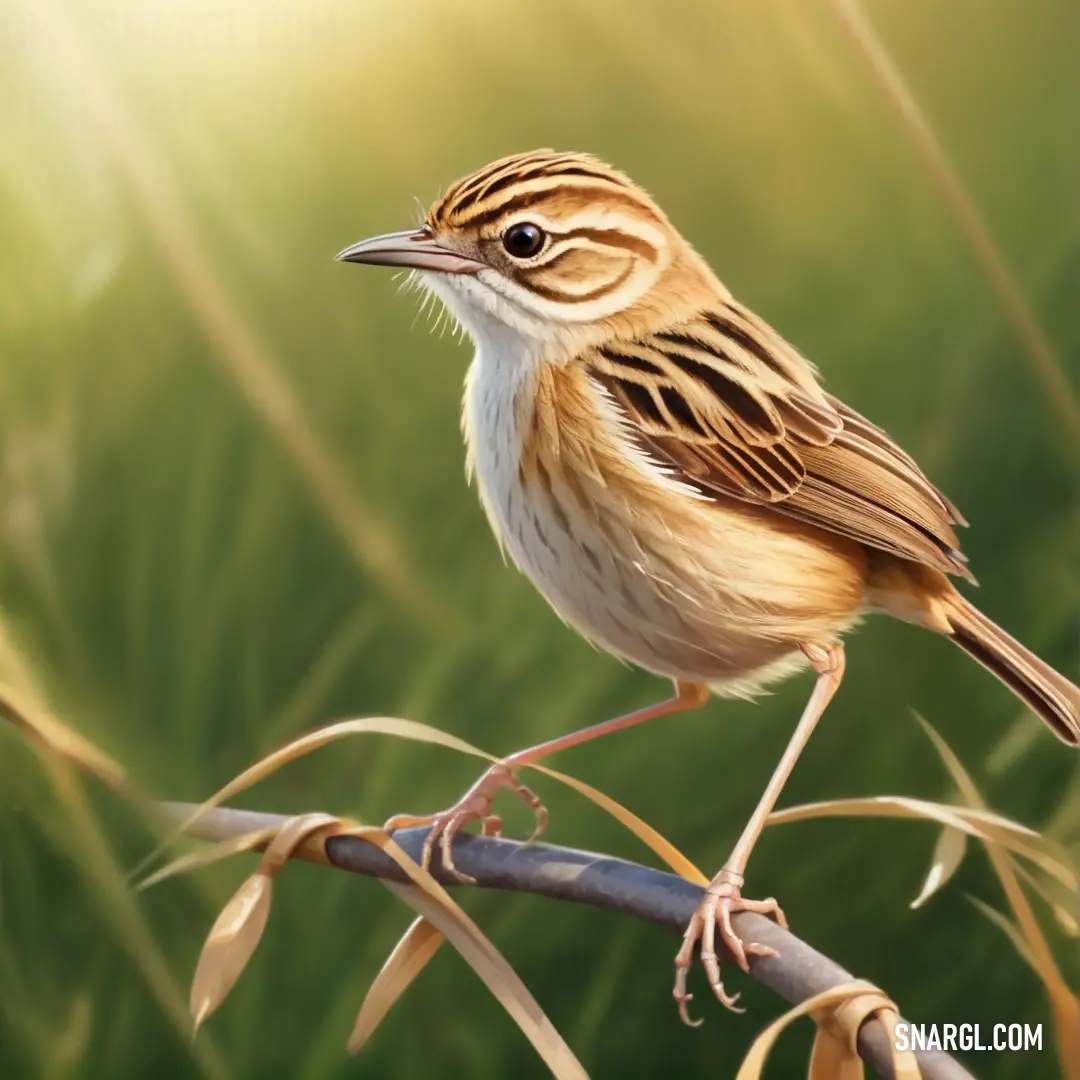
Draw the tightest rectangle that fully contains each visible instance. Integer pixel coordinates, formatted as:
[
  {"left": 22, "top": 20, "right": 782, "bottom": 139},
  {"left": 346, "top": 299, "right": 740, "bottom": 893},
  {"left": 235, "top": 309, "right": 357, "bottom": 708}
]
[
  {"left": 0, "top": 618, "right": 125, "bottom": 791},
  {"left": 829, "top": 0, "right": 1080, "bottom": 450},
  {"left": 172, "top": 811, "right": 589, "bottom": 1077},
  {"left": 1053, "top": 992, "right": 1080, "bottom": 1080},
  {"left": 806, "top": 1031, "right": 867, "bottom": 1080},
  {"left": 911, "top": 715, "right": 983, "bottom": 809},
  {"left": 382, "top": 880, "right": 588, "bottom": 1080},
  {"left": 910, "top": 825, "right": 967, "bottom": 910},
  {"left": 146, "top": 717, "right": 498, "bottom": 873},
  {"left": 915, "top": 716, "right": 1078, "bottom": 903},
  {"left": 190, "top": 872, "right": 273, "bottom": 1032},
  {"left": 149, "top": 704, "right": 706, "bottom": 1065},
  {"left": 138, "top": 828, "right": 279, "bottom": 891},
  {"left": 913, "top": 716, "right": 1080, "bottom": 1080},
  {"left": 349, "top": 827, "right": 588, "bottom": 1079},
  {"left": 966, "top": 895, "right": 1040, "bottom": 975},
  {"left": 41, "top": 762, "right": 231, "bottom": 1079},
  {"left": 348, "top": 916, "right": 446, "bottom": 1053},
  {"left": 190, "top": 813, "right": 340, "bottom": 1030},
  {"left": 260, "top": 813, "right": 342, "bottom": 873},
  {"left": 1012, "top": 862, "right": 1079, "bottom": 937},
  {"left": 1044, "top": 771, "right": 1080, "bottom": 845},
  {"left": 533, "top": 764, "right": 707, "bottom": 884},
  {"left": 767, "top": 796, "right": 1075, "bottom": 889},
  {"left": 156, "top": 715, "right": 700, "bottom": 891},
  {"left": 734, "top": 980, "right": 920, "bottom": 1080},
  {"left": 0, "top": 623, "right": 230, "bottom": 1078},
  {"left": 196, "top": 717, "right": 494, "bottom": 812},
  {"left": 0, "top": 681, "right": 126, "bottom": 792}
]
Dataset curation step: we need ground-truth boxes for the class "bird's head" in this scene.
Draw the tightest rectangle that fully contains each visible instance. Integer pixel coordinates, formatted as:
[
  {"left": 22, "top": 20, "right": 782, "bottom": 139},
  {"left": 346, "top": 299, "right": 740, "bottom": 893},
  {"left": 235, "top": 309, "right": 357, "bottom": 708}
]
[{"left": 337, "top": 150, "right": 714, "bottom": 353}]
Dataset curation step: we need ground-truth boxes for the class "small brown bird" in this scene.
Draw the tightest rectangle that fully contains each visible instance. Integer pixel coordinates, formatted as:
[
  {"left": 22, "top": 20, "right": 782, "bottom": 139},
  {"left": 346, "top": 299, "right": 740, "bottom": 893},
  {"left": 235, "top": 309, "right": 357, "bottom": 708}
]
[{"left": 337, "top": 150, "right": 1080, "bottom": 1020}]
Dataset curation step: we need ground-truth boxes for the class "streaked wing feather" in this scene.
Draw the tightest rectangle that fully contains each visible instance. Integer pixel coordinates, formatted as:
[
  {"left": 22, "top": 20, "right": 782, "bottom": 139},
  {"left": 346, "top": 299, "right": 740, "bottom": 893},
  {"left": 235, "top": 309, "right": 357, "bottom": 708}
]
[
  {"left": 587, "top": 304, "right": 973, "bottom": 580},
  {"left": 773, "top": 476, "right": 966, "bottom": 573},
  {"left": 826, "top": 394, "right": 969, "bottom": 526}
]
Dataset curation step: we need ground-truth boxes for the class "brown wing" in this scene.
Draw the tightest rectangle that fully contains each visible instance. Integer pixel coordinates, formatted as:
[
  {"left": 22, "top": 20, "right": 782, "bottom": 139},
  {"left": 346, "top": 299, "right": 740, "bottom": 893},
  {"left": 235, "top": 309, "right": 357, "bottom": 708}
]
[{"left": 587, "top": 300, "right": 974, "bottom": 581}]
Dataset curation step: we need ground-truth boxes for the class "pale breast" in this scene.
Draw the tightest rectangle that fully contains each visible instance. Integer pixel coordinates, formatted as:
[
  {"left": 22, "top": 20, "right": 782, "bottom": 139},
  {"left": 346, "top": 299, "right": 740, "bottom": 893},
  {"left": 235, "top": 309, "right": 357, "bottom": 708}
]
[{"left": 463, "top": 349, "right": 867, "bottom": 694}]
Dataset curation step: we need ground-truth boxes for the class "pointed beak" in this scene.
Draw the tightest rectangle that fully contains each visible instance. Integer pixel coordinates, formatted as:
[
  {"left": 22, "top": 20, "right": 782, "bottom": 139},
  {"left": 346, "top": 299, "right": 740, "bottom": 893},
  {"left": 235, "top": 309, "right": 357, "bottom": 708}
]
[{"left": 334, "top": 228, "right": 486, "bottom": 274}]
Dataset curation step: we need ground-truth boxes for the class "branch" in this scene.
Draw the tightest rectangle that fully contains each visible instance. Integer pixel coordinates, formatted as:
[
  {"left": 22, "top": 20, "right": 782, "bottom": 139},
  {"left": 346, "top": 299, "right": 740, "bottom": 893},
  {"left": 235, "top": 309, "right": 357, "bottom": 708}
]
[{"left": 165, "top": 803, "right": 974, "bottom": 1080}]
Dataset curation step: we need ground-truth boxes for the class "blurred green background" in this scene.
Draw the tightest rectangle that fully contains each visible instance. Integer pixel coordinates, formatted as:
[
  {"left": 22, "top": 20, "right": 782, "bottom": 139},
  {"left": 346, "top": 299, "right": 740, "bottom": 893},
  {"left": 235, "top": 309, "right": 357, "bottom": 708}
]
[{"left": 0, "top": 0, "right": 1077, "bottom": 1077}]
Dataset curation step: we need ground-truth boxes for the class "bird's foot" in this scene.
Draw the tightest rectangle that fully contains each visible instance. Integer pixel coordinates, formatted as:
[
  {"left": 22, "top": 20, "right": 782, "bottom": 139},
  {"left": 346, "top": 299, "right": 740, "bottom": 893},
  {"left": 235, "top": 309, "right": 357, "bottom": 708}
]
[
  {"left": 672, "top": 869, "right": 787, "bottom": 1025},
  {"left": 383, "top": 762, "right": 548, "bottom": 883}
]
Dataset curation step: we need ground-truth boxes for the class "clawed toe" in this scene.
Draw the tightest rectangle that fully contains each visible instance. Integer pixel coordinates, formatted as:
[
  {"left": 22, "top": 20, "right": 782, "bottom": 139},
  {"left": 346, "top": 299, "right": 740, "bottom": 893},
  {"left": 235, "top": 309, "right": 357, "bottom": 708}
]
[
  {"left": 739, "top": 896, "right": 788, "bottom": 929},
  {"left": 743, "top": 942, "right": 780, "bottom": 960},
  {"left": 382, "top": 763, "right": 548, "bottom": 882},
  {"left": 499, "top": 771, "right": 548, "bottom": 842},
  {"left": 430, "top": 809, "right": 479, "bottom": 883},
  {"left": 672, "top": 872, "right": 787, "bottom": 1025}
]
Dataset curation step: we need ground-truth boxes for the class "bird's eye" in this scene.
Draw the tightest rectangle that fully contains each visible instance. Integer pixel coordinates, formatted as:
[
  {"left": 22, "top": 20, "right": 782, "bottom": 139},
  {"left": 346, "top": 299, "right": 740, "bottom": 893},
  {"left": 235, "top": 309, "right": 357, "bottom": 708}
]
[{"left": 502, "top": 222, "right": 545, "bottom": 259}]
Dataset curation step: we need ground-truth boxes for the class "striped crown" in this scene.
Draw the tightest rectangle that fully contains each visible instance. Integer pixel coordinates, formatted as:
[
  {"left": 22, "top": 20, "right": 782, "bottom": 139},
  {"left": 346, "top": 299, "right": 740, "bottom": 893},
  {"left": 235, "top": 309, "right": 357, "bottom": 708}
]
[{"left": 423, "top": 150, "right": 698, "bottom": 326}]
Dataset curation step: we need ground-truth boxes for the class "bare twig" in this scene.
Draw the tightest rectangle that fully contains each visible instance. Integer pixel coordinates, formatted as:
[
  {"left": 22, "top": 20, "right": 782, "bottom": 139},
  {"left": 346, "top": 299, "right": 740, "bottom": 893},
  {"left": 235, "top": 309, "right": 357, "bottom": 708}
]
[{"left": 163, "top": 802, "right": 975, "bottom": 1080}]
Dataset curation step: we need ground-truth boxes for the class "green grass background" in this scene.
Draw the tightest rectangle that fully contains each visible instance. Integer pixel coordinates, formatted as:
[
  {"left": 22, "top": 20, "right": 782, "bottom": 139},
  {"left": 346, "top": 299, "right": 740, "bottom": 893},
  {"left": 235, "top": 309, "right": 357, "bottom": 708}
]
[{"left": 0, "top": 0, "right": 1077, "bottom": 1077}]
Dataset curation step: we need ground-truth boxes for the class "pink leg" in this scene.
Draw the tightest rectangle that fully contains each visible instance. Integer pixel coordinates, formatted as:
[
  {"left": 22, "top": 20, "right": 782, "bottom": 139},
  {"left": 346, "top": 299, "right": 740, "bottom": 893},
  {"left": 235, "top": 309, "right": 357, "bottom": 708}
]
[
  {"left": 673, "top": 642, "right": 846, "bottom": 1025},
  {"left": 385, "top": 680, "right": 710, "bottom": 881}
]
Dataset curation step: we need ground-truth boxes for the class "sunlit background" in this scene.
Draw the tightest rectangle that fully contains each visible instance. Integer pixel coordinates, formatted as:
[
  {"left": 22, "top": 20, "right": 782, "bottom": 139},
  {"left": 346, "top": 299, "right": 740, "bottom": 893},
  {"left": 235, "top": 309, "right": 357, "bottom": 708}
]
[{"left": 1, "top": 0, "right": 1078, "bottom": 1077}]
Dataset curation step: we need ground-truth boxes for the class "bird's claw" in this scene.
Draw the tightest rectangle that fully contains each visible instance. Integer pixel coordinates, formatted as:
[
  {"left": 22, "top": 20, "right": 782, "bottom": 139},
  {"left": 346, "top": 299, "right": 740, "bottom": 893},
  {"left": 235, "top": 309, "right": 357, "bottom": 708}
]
[
  {"left": 673, "top": 870, "right": 787, "bottom": 1025},
  {"left": 384, "top": 762, "right": 547, "bottom": 882}
]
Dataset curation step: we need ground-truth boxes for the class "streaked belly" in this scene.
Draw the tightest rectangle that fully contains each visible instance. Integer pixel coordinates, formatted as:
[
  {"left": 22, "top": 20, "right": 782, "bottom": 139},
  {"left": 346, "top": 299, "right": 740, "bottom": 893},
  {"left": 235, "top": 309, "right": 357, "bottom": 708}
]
[{"left": 499, "top": 465, "right": 866, "bottom": 692}]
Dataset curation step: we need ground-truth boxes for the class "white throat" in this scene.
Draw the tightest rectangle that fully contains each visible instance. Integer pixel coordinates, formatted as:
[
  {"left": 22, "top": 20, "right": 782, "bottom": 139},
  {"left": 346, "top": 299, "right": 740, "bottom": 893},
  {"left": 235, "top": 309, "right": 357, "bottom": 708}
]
[
  {"left": 417, "top": 270, "right": 590, "bottom": 562},
  {"left": 459, "top": 322, "right": 542, "bottom": 559}
]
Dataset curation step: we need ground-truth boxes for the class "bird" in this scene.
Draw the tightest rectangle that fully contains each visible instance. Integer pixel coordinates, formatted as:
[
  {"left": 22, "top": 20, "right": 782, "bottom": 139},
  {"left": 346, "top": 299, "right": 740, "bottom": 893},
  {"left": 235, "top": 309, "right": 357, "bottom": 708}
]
[{"left": 336, "top": 148, "right": 1080, "bottom": 1021}]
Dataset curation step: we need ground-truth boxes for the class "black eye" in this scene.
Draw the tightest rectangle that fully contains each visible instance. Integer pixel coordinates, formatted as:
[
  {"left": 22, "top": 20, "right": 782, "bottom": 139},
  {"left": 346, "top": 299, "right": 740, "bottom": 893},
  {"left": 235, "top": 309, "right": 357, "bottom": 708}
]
[{"left": 502, "top": 222, "right": 545, "bottom": 259}]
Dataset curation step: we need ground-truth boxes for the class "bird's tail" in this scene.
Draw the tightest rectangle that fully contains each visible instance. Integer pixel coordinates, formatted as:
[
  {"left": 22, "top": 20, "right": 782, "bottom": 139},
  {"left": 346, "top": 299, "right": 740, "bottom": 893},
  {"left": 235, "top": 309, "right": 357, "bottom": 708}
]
[{"left": 943, "top": 591, "right": 1080, "bottom": 746}]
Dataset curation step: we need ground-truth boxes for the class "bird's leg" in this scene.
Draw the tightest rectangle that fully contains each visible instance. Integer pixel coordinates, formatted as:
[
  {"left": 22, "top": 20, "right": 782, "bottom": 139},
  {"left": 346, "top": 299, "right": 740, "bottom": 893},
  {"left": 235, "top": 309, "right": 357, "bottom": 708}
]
[
  {"left": 673, "top": 642, "right": 846, "bottom": 1025},
  {"left": 384, "top": 680, "right": 710, "bottom": 882}
]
